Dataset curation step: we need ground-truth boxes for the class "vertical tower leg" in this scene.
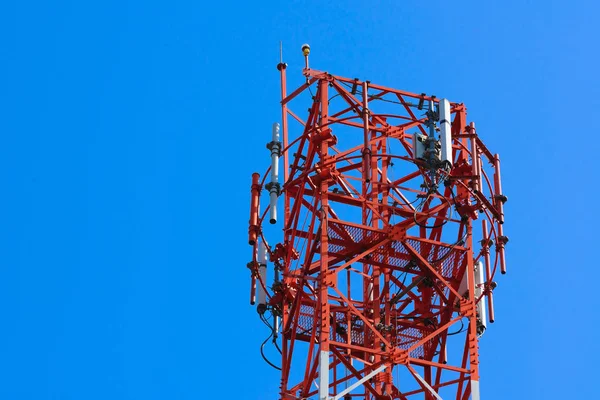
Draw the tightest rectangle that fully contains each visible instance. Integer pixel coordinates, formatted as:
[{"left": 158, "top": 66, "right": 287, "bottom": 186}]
[
  {"left": 471, "top": 380, "right": 481, "bottom": 400},
  {"left": 318, "top": 78, "right": 330, "bottom": 400}
]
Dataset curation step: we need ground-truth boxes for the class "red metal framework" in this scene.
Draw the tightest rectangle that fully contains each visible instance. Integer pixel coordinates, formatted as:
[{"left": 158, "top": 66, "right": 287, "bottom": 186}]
[{"left": 247, "top": 49, "right": 508, "bottom": 400}]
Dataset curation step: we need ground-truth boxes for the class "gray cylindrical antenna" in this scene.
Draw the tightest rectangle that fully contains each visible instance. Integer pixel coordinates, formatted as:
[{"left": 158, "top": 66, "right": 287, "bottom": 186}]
[
  {"left": 257, "top": 240, "right": 268, "bottom": 314},
  {"left": 266, "top": 123, "right": 281, "bottom": 224}
]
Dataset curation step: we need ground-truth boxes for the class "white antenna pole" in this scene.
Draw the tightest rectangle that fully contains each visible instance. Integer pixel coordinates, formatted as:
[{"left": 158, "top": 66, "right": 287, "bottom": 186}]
[
  {"left": 439, "top": 98, "right": 453, "bottom": 168},
  {"left": 475, "top": 260, "right": 487, "bottom": 335},
  {"left": 267, "top": 123, "right": 281, "bottom": 224}
]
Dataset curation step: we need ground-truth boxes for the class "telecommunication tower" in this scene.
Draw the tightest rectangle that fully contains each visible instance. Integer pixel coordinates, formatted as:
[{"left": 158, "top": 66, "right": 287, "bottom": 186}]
[{"left": 246, "top": 44, "right": 508, "bottom": 400}]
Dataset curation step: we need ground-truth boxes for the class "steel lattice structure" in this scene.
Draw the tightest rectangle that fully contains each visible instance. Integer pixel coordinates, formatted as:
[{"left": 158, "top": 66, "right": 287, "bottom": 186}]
[{"left": 247, "top": 47, "right": 508, "bottom": 400}]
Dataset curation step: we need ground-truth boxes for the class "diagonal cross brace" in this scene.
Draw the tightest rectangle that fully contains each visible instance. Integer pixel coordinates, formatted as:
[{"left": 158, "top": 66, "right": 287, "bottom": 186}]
[
  {"left": 331, "top": 364, "right": 387, "bottom": 400},
  {"left": 408, "top": 365, "right": 444, "bottom": 400}
]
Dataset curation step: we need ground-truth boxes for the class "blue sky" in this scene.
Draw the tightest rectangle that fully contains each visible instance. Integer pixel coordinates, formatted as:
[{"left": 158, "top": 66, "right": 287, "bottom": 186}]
[{"left": 0, "top": 1, "right": 597, "bottom": 399}]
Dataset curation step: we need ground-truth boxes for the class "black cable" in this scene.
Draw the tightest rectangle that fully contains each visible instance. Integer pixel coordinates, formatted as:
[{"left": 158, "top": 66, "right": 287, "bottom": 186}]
[
  {"left": 260, "top": 332, "right": 281, "bottom": 371},
  {"left": 340, "top": 80, "right": 417, "bottom": 107},
  {"left": 370, "top": 96, "right": 403, "bottom": 105},
  {"left": 391, "top": 196, "right": 422, "bottom": 208},
  {"left": 448, "top": 184, "right": 465, "bottom": 220},
  {"left": 412, "top": 190, "right": 452, "bottom": 229},
  {"left": 340, "top": 80, "right": 354, "bottom": 91},
  {"left": 429, "top": 233, "right": 467, "bottom": 266},
  {"left": 307, "top": 83, "right": 315, "bottom": 99},
  {"left": 259, "top": 312, "right": 283, "bottom": 355},
  {"left": 399, "top": 271, "right": 408, "bottom": 286},
  {"left": 259, "top": 312, "right": 273, "bottom": 330},
  {"left": 447, "top": 318, "right": 466, "bottom": 336},
  {"left": 328, "top": 93, "right": 340, "bottom": 104}
]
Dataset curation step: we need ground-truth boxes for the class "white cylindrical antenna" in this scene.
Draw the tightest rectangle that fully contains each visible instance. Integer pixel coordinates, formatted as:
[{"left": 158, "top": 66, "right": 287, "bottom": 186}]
[
  {"left": 266, "top": 123, "right": 281, "bottom": 224},
  {"left": 474, "top": 260, "right": 487, "bottom": 335},
  {"left": 439, "top": 98, "right": 453, "bottom": 168},
  {"left": 257, "top": 240, "right": 268, "bottom": 314},
  {"left": 270, "top": 123, "right": 280, "bottom": 183},
  {"left": 273, "top": 313, "right": 280, "bottom": 336},
  {"left": 269, "top": 192, "right": 278, "bottom": 224}
]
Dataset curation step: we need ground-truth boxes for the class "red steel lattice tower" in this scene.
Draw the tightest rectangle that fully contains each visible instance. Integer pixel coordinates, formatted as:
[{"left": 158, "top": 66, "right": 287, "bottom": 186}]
[{"left": 247, "top": 45, "right": 508, "bottom": 400}]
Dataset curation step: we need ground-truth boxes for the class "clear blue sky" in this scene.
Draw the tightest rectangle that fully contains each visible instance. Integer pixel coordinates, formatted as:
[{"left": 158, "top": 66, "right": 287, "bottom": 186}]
[{"left": 0, "top": 1, "right": 597, "bottom": 399}]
